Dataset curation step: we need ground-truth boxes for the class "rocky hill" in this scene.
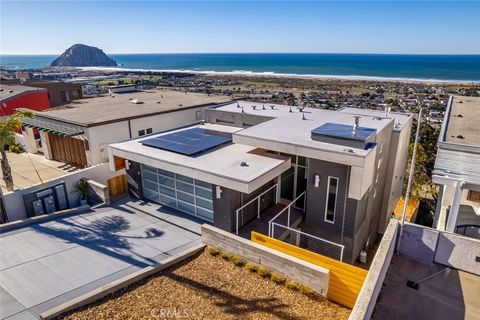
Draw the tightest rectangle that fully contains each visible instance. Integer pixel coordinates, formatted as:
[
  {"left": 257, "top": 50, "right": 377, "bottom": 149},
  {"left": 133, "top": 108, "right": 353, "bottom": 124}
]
[{"left": 50, "top": 44, "right": 117, "bottom": 67}]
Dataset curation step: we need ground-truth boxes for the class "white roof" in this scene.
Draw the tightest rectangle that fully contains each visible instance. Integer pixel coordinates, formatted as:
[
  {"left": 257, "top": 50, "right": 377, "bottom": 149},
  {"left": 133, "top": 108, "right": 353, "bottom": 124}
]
[
  {"left": 233, "top": 108, "right": 392, "bottom": 167},
  {"left": 109, "top": 123, "right": 290, "bottom": 193}
]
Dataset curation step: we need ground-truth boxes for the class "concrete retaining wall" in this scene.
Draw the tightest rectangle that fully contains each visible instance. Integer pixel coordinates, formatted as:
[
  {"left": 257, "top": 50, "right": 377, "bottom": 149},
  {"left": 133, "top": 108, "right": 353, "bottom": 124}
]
[
  {"left": 2, "top": 163, "right": 124, "bottom": 222},
  {"left": 86, "top": 180, "right": 110, "bottom": 206},
  {"left": 201, "top": 224, "right": 330, "bottom": 297},
  {"left": 434, "top": 232, "right": 480, "bottom": 276},
  {"left": 350, "top": 218, "right": 399, "bottom": 320}
]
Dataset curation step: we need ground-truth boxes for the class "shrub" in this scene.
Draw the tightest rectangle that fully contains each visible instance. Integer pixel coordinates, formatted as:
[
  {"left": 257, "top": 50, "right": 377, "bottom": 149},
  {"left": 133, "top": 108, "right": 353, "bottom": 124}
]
[
  {"left": 285, "top": 280, "right": 299, "bottom": 291},
  {"left": 230, "top": 255, "right": 246, "bottom": 267},
  {"left": 207, "top": 247, "right": 219, "bottom": 256},
  {"left": 219, "top": 251, "right": 231, "bottom": 261},
  {"left": 270, "top": 272, "right": 286, "bottom": 285},
  {"left": 257, "top": 266, "right": 271, "bottom": 278},
  {"left": 299, "top": 284, "right": 314, "bottom": 296},
  {"left": 244, "top": 262, "right": 258, "bottom": 273},
  {"left": 8, "top": 143, "right": 23, "bottom": 154}
]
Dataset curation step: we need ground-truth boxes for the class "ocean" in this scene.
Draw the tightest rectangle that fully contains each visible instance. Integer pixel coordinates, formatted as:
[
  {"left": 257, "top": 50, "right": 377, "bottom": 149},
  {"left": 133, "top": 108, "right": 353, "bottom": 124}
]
[{"left": 1, "top": 53, "right": 479, "bottom": 82}]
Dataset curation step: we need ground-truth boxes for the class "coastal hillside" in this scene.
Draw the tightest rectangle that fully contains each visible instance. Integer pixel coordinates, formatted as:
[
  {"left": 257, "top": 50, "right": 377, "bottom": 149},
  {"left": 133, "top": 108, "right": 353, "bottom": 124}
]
[{"left": 50, "top": 44, "right": 117, "bottom": 67}]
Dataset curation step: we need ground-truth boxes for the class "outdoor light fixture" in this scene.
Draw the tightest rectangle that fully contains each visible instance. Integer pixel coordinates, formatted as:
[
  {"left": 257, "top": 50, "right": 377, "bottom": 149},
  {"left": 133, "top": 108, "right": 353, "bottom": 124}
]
[
  {"left": 314, "top": 175, "right": 320, "bottom": 187},
  {"left": 216, "top": 186, "right": 222, "bottom": 199}
]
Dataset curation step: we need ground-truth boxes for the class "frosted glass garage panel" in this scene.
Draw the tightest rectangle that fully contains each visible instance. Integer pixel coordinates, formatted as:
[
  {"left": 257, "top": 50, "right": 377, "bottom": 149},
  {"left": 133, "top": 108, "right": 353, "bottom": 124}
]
[{"left": 141, "top": 164, "right": 213, "bottom": 221}]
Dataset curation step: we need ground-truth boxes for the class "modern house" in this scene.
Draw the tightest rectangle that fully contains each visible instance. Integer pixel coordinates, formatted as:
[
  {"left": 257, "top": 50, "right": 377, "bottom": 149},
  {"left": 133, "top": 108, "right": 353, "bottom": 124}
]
[
  {"left": 108, "top": 101, "right": 412, "bottom": 264},
  {"left": 20, "top": 89, "right": 228, "bottom": 168},
  {"left": 0, "top": 83, "right": 50, "bottom": 120},
  {"left": 433, "top": 95, "right": 480, "bottom": 240}
]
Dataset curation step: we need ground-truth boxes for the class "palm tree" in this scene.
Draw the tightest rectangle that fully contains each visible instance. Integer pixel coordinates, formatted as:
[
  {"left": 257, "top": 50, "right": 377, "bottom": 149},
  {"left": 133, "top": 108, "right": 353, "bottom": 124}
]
[{"left": 0, "top": 111, "right": 34, "bottom": 191}]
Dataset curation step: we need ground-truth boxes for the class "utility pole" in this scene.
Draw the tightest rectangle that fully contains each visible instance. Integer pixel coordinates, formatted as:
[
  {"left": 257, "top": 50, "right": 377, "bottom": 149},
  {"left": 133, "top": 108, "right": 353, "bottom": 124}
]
[{"left": 397, "top": 107, "right": 424, "bottom": 253}]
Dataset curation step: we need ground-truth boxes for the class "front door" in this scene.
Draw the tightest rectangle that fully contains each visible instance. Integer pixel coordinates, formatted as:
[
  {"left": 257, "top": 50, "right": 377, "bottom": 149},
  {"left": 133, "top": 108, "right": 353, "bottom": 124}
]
[{"left": 279, "top": 155, "right": 308, "bottom": 207}]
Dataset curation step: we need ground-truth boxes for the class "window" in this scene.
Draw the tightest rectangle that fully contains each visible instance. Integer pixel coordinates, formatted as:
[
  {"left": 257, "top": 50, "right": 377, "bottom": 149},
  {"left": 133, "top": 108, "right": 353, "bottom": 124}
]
[
  {"left": 324, "top": 177, "right": 338, "bottom": 223},
  {"left": 467, "top": 190, "right": 480, "bottom": 203},
  {"left": 138, "top": 128, "right": 153, "bottom": 136}
]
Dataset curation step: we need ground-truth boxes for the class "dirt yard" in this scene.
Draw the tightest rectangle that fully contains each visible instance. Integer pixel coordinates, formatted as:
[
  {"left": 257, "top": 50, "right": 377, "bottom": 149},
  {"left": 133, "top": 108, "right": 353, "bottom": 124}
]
[{"left": 62, "top": 251, "right": 350, "bottom": 320}]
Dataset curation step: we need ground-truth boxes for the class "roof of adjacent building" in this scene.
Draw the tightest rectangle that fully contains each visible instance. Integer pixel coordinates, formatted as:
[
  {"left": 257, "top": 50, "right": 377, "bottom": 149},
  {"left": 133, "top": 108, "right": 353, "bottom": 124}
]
[
  {"left": 444, "top": 95, "right": 480, "bottom": 146},
  {"left": 0, "top": 84, "right": 47, "bottom": 103},
  {"left": 109, "top": 123, "right": 291, "bottom": 193},
  {"left": 434, "top": 96, "right": 480, "bottom": 185},
  {"left": 33, "top": 90, "right": 229, "bottom": 127}
]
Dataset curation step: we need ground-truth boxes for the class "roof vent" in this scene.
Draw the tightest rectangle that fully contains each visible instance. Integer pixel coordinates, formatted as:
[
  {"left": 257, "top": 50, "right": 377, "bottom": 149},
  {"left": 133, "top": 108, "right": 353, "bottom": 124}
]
[
  {"left": 353, "top": 116, "right": 361, "bottom": 133},
  {"left": 252, "top": 105, "right": 257, "bottom": 110},
  {"left": 8, "top": 90, "right": 14, "bottom": 93},
  {"left": 262, "top": 104, "right": 267, "bottom": 110},
  {"left": 344, "top": 148, "right": 354, "bottom": 153},
  {"left": 385, "top": 106, "right": 391, "bottom": 117},
  {"left": 302, "top": 112, "right": 307, "bottom": 120},
  {"left": 373, "top": 116, "right": 383, "bottom": 120},
  {"left": 241, "top": 107, "right": 245, "bottom": 114},
  {"left": 237, "top": 102, "right": 241, "bottom": 108},
  {"left": 270, "top": 105, "right": 275, "bottom": 110},
  {"left": 130, "top": 99, "right": 143, "bottom": 104},
  {"left": 289, "top": 106, "right": 293, "bottom": 113},
  {"left": 240, "top": 161, "right": 249, "bottom": 167}
]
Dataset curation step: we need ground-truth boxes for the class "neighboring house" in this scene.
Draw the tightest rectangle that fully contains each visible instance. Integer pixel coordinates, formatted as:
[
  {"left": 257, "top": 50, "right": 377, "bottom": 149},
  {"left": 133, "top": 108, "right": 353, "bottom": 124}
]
[
  {"left": 0, "top": 84, "right": 50, "bottom": 120},
  {"left": 23, "top": 81, "right": 83, "bottom": 107},
  {"left": 433, "top": 95, "right": 480, "bottom": 240},
  {"left": 109, "top": 101, "right": 412, "bottom": 264},
  {"left": 20, "top": 89, "right": 228, "bottom": 168}
]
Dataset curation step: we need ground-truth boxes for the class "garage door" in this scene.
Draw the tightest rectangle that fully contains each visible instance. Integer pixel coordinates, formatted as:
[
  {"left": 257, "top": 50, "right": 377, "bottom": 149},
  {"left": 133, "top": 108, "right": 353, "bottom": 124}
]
[{"left": 141, "top": 165, "right": 214, "bottom": 221}]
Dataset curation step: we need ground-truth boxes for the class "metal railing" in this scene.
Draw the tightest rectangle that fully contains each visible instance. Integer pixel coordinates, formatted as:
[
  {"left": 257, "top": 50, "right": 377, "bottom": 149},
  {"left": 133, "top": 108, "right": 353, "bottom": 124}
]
[
  {"left": 268, "top": 191, "right": 345, "bottom": 261},
  {"left": 268, "top": 191, "right": 306, "bottom": 235},
  {"left": 235, "top": 184, "right": 278, "bottom": 235}
]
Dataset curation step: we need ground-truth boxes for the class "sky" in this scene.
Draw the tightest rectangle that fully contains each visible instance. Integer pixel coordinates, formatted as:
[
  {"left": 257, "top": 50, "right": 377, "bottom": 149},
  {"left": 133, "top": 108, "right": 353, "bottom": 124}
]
[{"left": 1, "top": 1, "right": 479, "bottom": 55}]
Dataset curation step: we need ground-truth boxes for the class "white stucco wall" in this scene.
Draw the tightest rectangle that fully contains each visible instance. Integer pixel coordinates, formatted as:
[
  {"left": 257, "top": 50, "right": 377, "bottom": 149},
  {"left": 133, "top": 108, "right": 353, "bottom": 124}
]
[{"left": 2, "top": 163, "right": 125, "bottom": 222}]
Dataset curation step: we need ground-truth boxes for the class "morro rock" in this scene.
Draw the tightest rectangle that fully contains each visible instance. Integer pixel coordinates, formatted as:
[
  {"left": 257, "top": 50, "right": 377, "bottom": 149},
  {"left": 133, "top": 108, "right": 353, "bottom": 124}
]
[{"left": 50, "top": 44, "right": 117, "bottom": 67}]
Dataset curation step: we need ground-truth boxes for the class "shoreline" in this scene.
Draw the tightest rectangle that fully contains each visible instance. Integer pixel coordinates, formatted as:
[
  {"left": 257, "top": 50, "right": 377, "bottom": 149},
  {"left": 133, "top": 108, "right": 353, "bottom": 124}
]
[{"left": 78, "top": 66, "right": 480, "bottom": 84}]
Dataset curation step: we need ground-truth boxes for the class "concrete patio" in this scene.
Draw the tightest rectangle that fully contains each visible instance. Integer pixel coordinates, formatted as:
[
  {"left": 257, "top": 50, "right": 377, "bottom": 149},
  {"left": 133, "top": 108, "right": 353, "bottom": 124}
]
[{"left": 0, "top": 198, "right": 202, "bottom": 319}]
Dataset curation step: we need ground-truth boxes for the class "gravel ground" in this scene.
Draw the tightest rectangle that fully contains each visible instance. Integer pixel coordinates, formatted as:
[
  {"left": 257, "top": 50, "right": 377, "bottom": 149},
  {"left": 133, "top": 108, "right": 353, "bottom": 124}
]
[{"left": 61, "top": 251, "right": 350, "bottom": 320}]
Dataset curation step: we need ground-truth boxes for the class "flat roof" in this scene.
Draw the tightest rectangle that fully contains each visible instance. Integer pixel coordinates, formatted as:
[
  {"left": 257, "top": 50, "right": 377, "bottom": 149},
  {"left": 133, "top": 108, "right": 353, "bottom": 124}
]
[
  {"left": 34, "top": 90, "right": 229, "bottom": 127},
  {"left": 373, "top": 254, "right": 480, "bottom": 319},
  {"left": 109, "top": 123, "right": 291, "bottom": 193},
  {"left": 338, "top": 107, "right": 413, "bottom": 131},
  {"left": 233, "top": 108, "right": 393, "bottom": 166},
  {"left": 0, "top": 84, "right": 47, "bottom": 103},
  {"left": 214, "top": 101, "right": 308, "bottom": 118},
  {"left": 445, "top": 96, "right": 480, "bottom": 146}
]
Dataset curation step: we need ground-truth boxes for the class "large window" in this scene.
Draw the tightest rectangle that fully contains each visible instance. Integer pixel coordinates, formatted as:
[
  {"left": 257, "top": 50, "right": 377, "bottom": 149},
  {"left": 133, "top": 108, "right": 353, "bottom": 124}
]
[
  {"left": 325, "top": 176, "right": 338, "bottom": 223},
  {"left": 141, "top": 165, "right": 213, "bottom": 221}
]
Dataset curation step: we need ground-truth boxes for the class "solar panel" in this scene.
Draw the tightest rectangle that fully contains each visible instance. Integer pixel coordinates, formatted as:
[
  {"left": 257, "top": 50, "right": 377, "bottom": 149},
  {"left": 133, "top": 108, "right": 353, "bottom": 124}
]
[{"left": 141, "top": 128, "right": 232, "bottom": 156}]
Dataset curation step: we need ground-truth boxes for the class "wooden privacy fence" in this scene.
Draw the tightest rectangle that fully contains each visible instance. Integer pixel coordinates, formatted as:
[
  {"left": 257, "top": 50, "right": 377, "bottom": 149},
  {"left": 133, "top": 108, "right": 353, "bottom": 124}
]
[
  {"left": 107, "top": 174, "right": 128, "bottom": 197},
  {"left": 251, "top": 231, "right": 367, "bottom": 308}
]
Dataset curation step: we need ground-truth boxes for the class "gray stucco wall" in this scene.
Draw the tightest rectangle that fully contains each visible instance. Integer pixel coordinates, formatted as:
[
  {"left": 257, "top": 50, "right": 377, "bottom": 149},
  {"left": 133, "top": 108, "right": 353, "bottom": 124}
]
[
  {"left": 305, "top": 159, "right": 350, "bottom": 234},
  {"left": 379, "top": 118, "right": 413, "bottom": 234}
]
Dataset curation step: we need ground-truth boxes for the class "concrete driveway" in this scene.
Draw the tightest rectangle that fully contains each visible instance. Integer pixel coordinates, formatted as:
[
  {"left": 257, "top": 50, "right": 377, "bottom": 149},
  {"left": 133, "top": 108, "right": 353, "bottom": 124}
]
[{"left": 0, "top": 199, "right": 202, "bottom": 319}]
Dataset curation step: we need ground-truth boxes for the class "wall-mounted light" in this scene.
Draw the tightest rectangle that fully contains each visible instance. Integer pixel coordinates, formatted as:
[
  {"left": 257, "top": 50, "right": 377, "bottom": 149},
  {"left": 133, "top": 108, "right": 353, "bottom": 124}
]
[
  {"left": 216, "top": 186, "right": 223, "bottom": 199},
  {"left": 314, "top": 175, "right": 320, "bottom": 188},
  {"left": 125, "top": 160, "right": 130, "bottom": 170}
]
